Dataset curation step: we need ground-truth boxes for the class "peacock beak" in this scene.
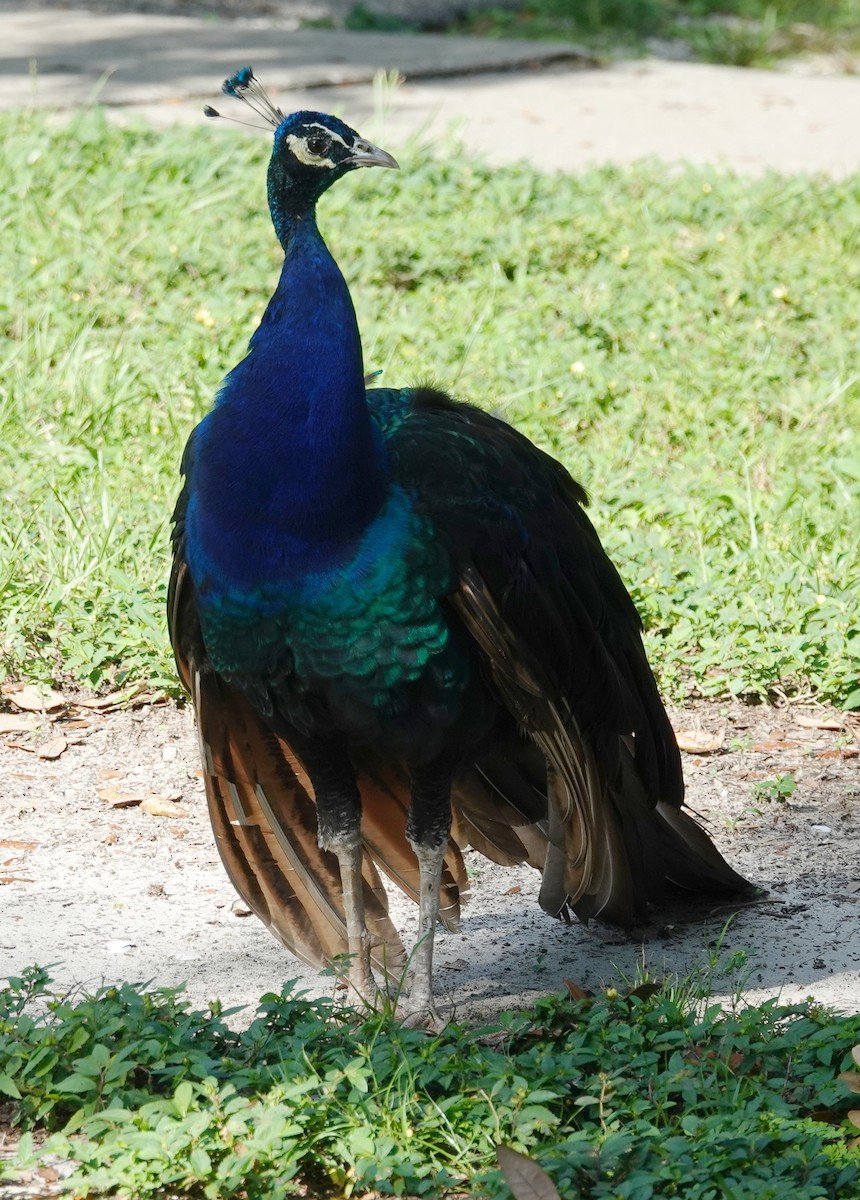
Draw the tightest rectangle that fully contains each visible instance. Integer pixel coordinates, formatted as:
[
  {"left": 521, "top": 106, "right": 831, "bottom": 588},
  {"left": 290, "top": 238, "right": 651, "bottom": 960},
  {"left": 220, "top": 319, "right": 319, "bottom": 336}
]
[{"left": 346, "top": 139, "right": 400, "bottom": 170}]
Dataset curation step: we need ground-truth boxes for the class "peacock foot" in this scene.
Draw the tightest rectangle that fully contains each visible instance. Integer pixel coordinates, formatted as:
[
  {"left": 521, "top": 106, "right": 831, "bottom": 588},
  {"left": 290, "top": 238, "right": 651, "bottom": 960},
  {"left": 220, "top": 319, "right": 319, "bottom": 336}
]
[{"left": 396, "top": 994, "right": 448, "bottom": 1033}]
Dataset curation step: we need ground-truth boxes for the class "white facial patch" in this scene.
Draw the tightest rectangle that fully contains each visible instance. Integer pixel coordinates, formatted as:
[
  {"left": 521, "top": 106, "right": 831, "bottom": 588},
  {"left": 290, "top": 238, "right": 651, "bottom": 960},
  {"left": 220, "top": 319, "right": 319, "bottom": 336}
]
[
  {"left": 307, "top": 122, "right": 349, "bottom": 147},
  {"left": 286, "top": 134, "right": 335, "bottom": 168},
  {"left": 286, "top": 123, "right": 351, "bottom": 169}
]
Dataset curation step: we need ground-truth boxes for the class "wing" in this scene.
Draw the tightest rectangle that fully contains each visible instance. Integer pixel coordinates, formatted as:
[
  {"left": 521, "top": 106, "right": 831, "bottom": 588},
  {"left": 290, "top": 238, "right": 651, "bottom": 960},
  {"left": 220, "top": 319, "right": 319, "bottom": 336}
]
[{"left": 382, "top": 388, "right": 753, "bottom": 921}]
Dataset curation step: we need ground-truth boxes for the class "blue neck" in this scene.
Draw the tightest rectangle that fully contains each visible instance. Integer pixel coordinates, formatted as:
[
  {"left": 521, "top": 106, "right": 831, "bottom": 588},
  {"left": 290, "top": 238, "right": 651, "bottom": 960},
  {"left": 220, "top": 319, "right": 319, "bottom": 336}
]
[{"left": 187, "top": 211, "right": 387, "bottom": 588}]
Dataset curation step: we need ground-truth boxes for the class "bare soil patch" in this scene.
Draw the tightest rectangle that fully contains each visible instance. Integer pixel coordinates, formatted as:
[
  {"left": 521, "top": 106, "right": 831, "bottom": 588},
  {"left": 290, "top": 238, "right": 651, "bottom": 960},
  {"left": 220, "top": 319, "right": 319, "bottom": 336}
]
[{"left": 2, "top": 692, "right": 858, "bottom": 1022}]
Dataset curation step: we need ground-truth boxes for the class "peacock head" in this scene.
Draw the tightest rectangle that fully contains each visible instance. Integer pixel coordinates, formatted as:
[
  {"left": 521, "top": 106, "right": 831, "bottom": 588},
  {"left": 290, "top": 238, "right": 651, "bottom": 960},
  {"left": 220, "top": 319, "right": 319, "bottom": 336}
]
[{"left": 206, "top": 68, "right": 398, "bottom": 239}]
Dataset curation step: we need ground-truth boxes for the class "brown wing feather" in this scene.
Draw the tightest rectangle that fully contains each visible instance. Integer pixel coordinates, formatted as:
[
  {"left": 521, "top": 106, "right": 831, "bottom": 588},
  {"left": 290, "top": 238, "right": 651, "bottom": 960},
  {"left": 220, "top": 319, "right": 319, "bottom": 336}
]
[{"left": 195, "top": 664, "right": 407, "bottom": 974}]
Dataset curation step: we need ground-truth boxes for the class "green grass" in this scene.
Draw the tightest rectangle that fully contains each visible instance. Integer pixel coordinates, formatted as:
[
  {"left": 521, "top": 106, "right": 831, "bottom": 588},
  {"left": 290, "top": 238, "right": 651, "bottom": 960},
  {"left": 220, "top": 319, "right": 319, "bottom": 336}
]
[
  {"left": 3, "top": 967, "right": 860, "bottom": 1197},
  {"left": 1, "top": 110, "right": 859, "bottom": 707},
  {"left": 451, "top": 0, "right": 860, "bottom": 66}
]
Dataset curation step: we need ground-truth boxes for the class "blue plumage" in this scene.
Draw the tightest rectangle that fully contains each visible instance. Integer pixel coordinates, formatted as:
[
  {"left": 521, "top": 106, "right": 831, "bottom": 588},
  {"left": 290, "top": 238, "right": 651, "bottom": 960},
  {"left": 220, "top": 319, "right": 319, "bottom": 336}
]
[
  {"left": 169, "top": 72, "right": 753, "bottom": 1024},
  {"left": 185, "top": 218, "right": 386, "bottom": 588}
]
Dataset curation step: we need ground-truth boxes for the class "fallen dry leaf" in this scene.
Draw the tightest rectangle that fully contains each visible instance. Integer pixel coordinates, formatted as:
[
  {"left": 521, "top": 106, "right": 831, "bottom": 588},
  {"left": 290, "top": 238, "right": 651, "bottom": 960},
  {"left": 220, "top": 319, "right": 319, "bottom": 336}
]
[
  {"left": 675, "top": 727, "right": 726, "bottom": 754},
  {"left": 806, "top": 1106, "right": 842, "bottom": 1126},
  {"left": 73, "top": 687, "right": 168, "bottom": 713},
  {"left": 129, "top": 690, "right": 168, "bottom": 708},
  {"left": 795, "top": 715, "right": 845, "bottom": 731},
  {"left": 564, "top": 980, "right": 593, "bottom": 1002},
  {"left": 0, "top": 713, "right": 38, "bottom": 734},
  {"left": 37, "top": 735, "right": 67, "bottom": 760},
  {"left": 0, "top": 840, "right": 38, "bottom": 851},
  {"left": 2, "top": 684, "right": 67, "bottom": 713},
  {"left": 627, "top": 982, "right": 663, "bottom": 1002},
  {"left": 816, "top": 747, "right": 859, "bottom": 760},
  {"left": 140, "top": 796, "right": 189, "bottom": 818},
  {"left": 98, "top": 768, "right": 126, "bottom": 781},
  {"left": 97, "top": 784, "right": 143, "bottom": 808},
  {"left": 97, "top": 786, "right": 183, "bottom": 812},
  {"left": 0, "top": 876, "right": 34, "bottom": 885},
  {"left": 752, "top": 739, "right": 799, "bottom": 752},
  {"left": 496, "top": 1146, "right": 562, "bottom": 1200}
]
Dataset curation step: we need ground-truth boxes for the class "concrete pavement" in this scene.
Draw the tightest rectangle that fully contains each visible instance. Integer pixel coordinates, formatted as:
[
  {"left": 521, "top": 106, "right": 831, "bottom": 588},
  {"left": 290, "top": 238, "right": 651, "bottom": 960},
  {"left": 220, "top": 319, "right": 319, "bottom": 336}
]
[{"left": 2, "top": 5, "right": 860, "bottom": 175}]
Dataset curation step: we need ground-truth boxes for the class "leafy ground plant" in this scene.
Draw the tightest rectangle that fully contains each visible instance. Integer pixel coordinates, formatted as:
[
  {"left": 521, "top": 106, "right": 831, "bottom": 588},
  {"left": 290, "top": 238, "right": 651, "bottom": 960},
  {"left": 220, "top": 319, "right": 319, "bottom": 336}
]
[
  {"left": 751, "top": 771, "right": 797, "bottom": 803},
  {"left": 1, "top": 111, "right": 858, "bottom": 707},
  {"left": 2, "top": 968, "right": 860, "bottom": 1197}
]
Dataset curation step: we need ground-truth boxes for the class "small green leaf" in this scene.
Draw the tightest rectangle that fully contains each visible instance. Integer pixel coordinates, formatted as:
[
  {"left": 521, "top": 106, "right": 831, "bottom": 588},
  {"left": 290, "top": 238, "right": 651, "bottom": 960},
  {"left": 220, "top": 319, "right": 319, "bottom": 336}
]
[
  {"left": 188, "top": 1146, "right": 211, "bottom": 1175},
  {"left": 347, "top": 1128, "right": 375, "bottom": 1158},
  {"left": 55, "top": 1072, "right": 99, "bottom": 1094},
  {"left": 174, "top": 1080, "right": 194, "bottom": 1115}
]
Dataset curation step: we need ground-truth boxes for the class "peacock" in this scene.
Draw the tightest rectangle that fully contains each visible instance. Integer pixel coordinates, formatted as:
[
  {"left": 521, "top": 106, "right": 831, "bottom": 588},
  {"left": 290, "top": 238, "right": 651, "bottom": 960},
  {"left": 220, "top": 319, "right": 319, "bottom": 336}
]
[{"left": 169, "top": 68, "right": 753, "bottom": 1025}]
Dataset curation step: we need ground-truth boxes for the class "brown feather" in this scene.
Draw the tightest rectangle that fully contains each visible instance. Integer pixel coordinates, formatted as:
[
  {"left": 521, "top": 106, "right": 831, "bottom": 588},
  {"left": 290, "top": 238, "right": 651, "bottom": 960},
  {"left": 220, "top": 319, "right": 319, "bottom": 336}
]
[{"left": 450, "top": 769, "right": 547, "bottom": 869}]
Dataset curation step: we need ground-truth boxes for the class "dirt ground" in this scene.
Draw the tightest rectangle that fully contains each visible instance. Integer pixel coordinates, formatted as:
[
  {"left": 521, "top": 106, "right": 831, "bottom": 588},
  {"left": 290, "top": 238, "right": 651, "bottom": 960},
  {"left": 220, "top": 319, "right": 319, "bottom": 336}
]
[{"left": 2, "top": 688, "right": 858, "bottom": 1024}]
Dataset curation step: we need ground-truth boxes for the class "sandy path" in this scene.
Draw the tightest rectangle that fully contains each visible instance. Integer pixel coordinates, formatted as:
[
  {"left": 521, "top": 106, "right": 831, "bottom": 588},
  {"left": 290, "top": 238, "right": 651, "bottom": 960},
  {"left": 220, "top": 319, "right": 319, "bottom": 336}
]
[{"left": 2, "top": 694, "right": 858, "bottom": 1023}]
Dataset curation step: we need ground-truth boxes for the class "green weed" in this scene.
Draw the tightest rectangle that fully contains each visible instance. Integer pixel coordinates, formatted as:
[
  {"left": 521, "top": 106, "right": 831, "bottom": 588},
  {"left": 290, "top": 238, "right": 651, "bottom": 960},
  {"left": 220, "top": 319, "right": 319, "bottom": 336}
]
[
  {"left": 2, "top": 968, "right": 860, "bottom": 1197},
  {"left": 752, "top": 771, "right": 798, "bottom": 802},
  {"left": 1, "top": 111, "right": 858, "bottom": 707}
]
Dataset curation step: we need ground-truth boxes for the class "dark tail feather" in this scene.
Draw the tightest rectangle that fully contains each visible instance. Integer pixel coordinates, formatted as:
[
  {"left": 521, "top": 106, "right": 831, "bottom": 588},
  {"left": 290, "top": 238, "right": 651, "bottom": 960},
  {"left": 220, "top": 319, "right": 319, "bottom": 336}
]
[
  {"left": 605, "top": 742, "right": 757, "bottom": 913},
  {"left": 453, "top": 566, "right": 754, "bottom": 926},
  {"left": 655, "top": 802, "right": 756, "bottom": 897}
]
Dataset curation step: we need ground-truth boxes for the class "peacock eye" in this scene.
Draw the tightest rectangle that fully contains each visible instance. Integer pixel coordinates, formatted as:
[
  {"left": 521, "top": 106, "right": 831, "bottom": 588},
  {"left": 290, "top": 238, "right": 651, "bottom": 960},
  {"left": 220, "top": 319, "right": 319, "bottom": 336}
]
[{"left": 305, "top": 135, "right": 330, "bottom": 158}]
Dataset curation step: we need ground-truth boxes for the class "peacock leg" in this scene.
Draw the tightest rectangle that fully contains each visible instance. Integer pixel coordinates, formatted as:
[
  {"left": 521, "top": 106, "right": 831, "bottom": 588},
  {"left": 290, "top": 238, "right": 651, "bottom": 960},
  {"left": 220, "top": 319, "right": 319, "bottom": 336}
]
[
  {"left": 303, "top": 737, "right": 376, "bottom": 1005},
  {"left": 327, "top": 832, "right": 376, "bottom": 1004},
  {"left": 399, "top": 765, "right": 453, "bottom": 1029}
]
